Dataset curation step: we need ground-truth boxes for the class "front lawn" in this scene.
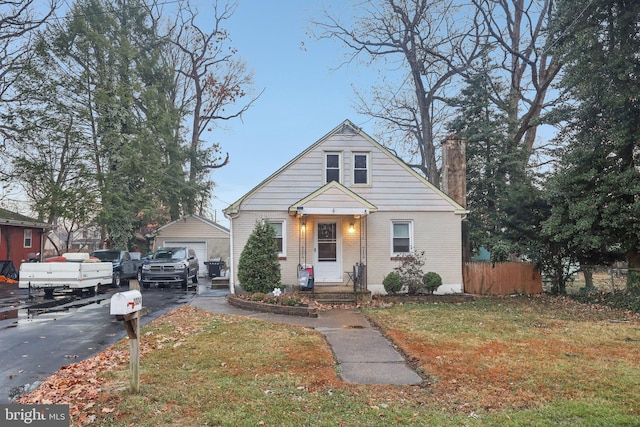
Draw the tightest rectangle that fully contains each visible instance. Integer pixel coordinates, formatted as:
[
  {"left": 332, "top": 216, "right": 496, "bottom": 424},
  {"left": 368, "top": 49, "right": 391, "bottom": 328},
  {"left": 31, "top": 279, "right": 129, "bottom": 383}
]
[
  {"left": 364, "top": 296, "right": 640, "bottom": 425},
  {"left": 18, "top": 296, "right": 640, "bottom": 426}
]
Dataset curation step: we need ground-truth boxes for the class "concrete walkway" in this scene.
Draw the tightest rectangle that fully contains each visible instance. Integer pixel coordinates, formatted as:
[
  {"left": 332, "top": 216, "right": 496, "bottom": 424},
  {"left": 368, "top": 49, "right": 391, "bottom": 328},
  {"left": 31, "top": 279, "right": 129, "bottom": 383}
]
[{"left": 190, "top": 289, "right": 423, "bottom": 386}]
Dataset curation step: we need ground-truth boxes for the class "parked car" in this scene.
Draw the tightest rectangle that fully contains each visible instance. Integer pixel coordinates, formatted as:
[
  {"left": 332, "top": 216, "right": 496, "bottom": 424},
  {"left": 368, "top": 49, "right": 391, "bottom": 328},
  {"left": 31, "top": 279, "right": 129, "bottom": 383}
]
[
  {"left": 141, "top": 246, "right": 199, "bottom": 289},
  {"left": 90, "top": 249, "right": 143, "bottom": 287}
]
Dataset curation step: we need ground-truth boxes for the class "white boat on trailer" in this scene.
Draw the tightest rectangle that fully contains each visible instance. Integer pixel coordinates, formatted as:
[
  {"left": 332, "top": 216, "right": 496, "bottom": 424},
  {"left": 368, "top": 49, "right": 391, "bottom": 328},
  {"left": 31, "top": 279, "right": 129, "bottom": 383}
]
[{"left": 19, "top": 253, "right": 113, "bottom": 298}]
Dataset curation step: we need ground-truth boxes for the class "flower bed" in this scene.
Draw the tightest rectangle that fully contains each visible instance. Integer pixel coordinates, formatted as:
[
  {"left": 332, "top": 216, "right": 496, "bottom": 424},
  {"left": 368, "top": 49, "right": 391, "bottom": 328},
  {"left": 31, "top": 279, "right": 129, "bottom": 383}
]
[{"left": 227, "top": 294, "right": 318, "bottom": 318}]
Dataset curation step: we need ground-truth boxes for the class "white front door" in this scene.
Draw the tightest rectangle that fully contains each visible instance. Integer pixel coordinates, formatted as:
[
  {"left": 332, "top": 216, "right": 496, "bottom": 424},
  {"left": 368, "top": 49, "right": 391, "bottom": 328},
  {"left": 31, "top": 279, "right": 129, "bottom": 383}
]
[{"left": 314, "top": 219, "right": 342, "bottom": 283}]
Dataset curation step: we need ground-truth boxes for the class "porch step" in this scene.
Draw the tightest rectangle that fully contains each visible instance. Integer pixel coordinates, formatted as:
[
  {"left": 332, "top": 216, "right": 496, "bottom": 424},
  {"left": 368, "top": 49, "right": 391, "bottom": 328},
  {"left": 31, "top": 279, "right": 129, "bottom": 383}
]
[
  {"left": 209, "top": 277, "right": 230, "bottom": 289},
  {"left": 311, "top": 287, "right": 372, "bottom": 305}
]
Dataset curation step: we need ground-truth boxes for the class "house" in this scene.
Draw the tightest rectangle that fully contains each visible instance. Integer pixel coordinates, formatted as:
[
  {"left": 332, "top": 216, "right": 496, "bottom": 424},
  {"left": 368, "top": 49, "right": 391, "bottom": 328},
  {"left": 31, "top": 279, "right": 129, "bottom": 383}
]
[
  {"left": 223, "top": 120, "right": 467, "bottom": 295},
  {"left": 0, "top": 207, "right": 52, "bottom": 275},
  {"left": 45, "top": 226, "right": 102, "bottom": 255},
  {"left": 147, "top": 214, "right": 230, "bottom": 277}
]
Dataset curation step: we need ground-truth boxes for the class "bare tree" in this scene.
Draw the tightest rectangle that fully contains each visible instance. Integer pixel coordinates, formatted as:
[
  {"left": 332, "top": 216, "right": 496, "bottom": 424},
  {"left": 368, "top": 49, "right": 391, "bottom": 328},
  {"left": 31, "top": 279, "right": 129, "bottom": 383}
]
[
  {"left": 313, "top": 0, "right": 483, "bottom": 185},
  {"left": 0, "top": 0, "right": 58, "bottom": 142},
  {"left": 472, "top": 0, "right": 560, "bottom": 161},
  {"left": 168, "top": 1, "right": 260, "bottom": 213}
]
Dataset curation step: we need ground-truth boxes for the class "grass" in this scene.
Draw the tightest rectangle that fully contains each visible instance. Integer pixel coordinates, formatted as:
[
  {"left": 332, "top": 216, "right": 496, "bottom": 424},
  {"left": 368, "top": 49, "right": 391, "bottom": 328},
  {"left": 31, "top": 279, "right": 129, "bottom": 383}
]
[{"left": 18, "top": 296, "right": 640, "bottom": 426}]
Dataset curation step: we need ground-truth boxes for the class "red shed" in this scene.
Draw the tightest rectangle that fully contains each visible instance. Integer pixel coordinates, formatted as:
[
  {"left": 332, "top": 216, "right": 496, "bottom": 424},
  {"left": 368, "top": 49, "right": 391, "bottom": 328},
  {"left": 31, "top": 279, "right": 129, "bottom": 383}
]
[{"left": 0, "top": 207, "right": 52, "bottom": 276}]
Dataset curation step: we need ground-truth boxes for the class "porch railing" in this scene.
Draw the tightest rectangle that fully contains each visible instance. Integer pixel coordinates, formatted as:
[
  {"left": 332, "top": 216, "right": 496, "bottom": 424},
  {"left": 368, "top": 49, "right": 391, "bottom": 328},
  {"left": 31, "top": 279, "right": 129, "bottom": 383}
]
[{"left": 353, "top": 262, "right": 366, "bottom": 294}]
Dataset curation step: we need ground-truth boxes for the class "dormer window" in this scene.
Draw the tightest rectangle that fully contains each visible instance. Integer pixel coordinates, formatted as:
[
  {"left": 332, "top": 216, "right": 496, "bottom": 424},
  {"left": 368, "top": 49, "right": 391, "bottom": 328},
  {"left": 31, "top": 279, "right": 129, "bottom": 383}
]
[
  {"left": 353, "top": 152, "right": 370, "bottom": 185},
  {"left": 325, "top": 152, "right": 341, "bottom": 183}
]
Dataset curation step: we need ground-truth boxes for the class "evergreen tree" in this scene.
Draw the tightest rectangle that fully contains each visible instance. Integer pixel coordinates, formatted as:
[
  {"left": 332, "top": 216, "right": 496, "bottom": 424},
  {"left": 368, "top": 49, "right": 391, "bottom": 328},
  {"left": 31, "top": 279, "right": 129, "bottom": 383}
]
[
  {"left": 237, "top": 221, "right": 281, "bottom": 294},
  {"left": 10, "top": 0, "right": 190, "bottom": 249},
  {"left": 449, "top": 54, "right": 529, "bottom": 260},
  {"left": 546, "top": 0, "right": 640, "bottom": 288}
]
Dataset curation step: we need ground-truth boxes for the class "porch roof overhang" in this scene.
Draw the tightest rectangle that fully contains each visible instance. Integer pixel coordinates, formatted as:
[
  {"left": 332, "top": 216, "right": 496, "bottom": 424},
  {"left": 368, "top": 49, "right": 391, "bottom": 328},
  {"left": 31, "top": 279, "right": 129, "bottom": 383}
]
[{"left": 288, "top": 181, "right": 378, "bottom": 217}]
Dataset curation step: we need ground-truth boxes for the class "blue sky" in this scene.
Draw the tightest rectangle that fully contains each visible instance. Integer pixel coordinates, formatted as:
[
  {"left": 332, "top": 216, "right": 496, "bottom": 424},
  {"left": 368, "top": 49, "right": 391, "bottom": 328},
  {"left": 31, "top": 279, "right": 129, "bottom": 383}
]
[{"left": 199, "top": 1, "right": 377, "bottom": 226}]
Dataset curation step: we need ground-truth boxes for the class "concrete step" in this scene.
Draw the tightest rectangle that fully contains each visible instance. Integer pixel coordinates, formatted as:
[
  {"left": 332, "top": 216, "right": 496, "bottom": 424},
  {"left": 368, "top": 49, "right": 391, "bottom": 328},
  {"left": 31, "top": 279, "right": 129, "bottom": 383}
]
[
  {"left": 209, "top": 277, "right": 230, "bottom": 289},
  {"left": 313, "top": 291, "right": 371, "bottom": 305}
]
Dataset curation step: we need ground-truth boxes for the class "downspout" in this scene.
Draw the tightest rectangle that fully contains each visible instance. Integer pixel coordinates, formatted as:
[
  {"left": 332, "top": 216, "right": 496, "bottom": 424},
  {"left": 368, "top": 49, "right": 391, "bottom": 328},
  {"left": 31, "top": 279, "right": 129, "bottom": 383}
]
[
  {"left": 229, "top": 223, "right": 235, "bottom": 294},
  {"left": 224, "top": 211, "right": 237, "bottom": 294},
  {"left": 364, "top": 215, "right": 368, "bottom": 291}
]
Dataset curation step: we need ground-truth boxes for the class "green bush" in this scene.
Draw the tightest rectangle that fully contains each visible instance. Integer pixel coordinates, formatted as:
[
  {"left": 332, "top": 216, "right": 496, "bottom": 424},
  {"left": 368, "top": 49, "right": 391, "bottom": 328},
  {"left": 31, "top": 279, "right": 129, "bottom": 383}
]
[
  {"left": 237, "top": 220, "right": 281, "bottom": 294},
  {"left": 423, "top": 272, "right": 442, "bottom": 294},
  {"left": 248, "top": 292, "right": 303, "bottom": 306},
  {"left": 250, "top": 292, "right": 267, "bottom": 302},
  {"left": 383, "top": 271, "right": 402, "bottom": 294},
  {"left": 279, "top": 294, "right": 302, "bottom": 306}
]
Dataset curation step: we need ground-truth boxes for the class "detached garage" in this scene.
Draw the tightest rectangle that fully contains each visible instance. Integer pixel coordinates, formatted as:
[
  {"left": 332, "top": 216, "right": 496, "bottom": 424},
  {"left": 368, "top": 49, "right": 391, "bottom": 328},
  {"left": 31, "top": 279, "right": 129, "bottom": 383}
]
[{"left": 148, "top": 214, "right": 230, "bottom": 277}]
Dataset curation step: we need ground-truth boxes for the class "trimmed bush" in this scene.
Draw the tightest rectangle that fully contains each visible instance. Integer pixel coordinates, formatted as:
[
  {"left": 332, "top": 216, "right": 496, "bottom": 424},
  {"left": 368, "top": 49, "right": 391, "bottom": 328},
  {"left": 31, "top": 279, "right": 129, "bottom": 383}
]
[
  {"left": 423, "top": 271, "right": 442, "bottom": 294},
  {"left": 383, "top": 271, "right": 402, "bottom": 294},
  {"left": 237, "top": 220, "right": 281, "bottom": 294}
]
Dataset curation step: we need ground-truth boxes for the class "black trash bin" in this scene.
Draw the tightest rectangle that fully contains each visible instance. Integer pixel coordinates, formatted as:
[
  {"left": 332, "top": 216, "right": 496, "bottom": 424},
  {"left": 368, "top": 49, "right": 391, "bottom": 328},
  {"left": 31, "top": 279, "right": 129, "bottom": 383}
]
[{"left": 205, "top": 258, "right": 224, "bottom": 278}]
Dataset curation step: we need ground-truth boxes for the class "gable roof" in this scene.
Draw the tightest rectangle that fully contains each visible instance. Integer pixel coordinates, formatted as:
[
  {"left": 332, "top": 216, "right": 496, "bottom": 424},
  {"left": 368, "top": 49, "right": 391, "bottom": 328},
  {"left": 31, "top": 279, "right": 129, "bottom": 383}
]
[
  {"left": 0, "top": 207, "right": 52, "bottom": 229},
  {"left": 288, "top": 181, "right": 378, "bottom": 216},
  {"left": 224, "top": 119, "right": 466, "bottom": 216},
  {"left": 153, "top": 214, "right": 229, "bottom": 235}
]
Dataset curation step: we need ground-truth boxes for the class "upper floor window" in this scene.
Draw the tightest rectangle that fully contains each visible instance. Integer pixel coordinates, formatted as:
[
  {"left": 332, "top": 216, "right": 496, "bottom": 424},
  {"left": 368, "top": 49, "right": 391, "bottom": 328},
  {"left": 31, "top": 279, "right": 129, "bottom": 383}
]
[
  {"left": 353, "top": 153, "right": 370, "bottom": 185},
  {"left": 391, "top": 221, "right": 413, "bottom": 255},
  {"left": 24, "top": 229, "right": 33, "bottom": 248},
  {"left": 325, "top": 152, "right": 341, "bottom": 183}
]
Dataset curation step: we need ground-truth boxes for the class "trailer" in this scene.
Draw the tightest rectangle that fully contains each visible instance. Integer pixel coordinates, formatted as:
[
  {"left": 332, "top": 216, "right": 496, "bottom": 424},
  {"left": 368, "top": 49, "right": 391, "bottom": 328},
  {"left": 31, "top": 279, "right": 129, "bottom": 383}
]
[{"left": 19, "top": 253, "right": 113, "bottom": 298}]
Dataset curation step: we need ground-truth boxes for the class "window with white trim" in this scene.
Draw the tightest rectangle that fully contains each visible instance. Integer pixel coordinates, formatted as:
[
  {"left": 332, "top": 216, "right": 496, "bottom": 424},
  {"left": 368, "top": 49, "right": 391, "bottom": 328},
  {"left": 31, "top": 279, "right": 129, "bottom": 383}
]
[
  {"left": 268, "top": 220, "right": 286, "bottom": 257},
  {"left": 391, "top": 221, "right": 413, "bottom": 255},
  {"left": 24, "top": 229, "right": 33, "bottom": 248},
  {"left": 353, "top": 152, "right": 370, "bottom": 185},
  {"left": 325, "top": 152, "right": 341, "bottom": 183}
]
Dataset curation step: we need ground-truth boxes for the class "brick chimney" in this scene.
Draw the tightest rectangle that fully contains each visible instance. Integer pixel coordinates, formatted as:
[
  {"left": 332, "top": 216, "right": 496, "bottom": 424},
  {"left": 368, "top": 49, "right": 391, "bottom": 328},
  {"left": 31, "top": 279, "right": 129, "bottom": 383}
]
[{"left": 441, "top": 134, "right": 466, "bottom": 208}]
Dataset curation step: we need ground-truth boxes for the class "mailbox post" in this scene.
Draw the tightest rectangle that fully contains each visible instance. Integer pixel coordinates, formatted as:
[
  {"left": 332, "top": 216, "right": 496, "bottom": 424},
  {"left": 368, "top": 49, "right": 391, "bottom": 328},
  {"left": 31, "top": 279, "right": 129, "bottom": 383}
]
[{"left": 110, "top": 290, "right": 142, "bottom": 393}]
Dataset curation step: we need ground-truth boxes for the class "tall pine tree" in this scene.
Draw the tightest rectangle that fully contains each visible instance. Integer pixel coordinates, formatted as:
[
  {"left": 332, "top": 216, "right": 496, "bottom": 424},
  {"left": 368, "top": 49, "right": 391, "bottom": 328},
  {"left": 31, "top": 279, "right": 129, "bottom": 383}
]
[
  {"left": 449, "top": 53, "right": 533, "bottom": 261},
  {"left": 546, "top": 0, "right": 640, "bottom": 288}
]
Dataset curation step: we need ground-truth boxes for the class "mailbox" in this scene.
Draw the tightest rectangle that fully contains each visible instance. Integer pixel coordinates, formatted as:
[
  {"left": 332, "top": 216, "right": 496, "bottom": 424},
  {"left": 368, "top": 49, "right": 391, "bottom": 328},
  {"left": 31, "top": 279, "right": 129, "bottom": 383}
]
[{"left": 110, "top": 290, "right": 142, "bottom": 315}]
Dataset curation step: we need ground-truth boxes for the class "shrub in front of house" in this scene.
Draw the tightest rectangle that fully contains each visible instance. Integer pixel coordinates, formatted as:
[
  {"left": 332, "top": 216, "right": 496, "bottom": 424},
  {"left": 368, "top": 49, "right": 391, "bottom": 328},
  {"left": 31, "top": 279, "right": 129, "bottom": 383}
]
[
  {"left": 237, "top": 220, "right": 281, "bottom": 294},
  {"left": 279, "top": 294, "right": 303, "bottom": 306},
  {"left": 250, "top": 292, "right": 267, "bottom": 302},
  {"left": 396, "top": 251, "right": 427, "bottom": 295},
  {"left": 423, "top": 271, "right": 442, "bottom": 294},
  {"left": 245, "top": 292, "right": 304, "bottom": 306},
  {"left": 383, "top": 271, "right": 402, "bottom": 294}
]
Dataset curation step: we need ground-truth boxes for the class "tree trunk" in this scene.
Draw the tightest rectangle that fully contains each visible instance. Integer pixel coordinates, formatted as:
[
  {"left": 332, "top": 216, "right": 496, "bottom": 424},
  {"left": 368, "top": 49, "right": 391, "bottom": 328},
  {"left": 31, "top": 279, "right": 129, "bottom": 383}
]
[
  {"left": 626, "top": 250, "right": 640, "bottom": 289},
  {"left": 582, "top": 266, "right": 594, "bottom": 290}
]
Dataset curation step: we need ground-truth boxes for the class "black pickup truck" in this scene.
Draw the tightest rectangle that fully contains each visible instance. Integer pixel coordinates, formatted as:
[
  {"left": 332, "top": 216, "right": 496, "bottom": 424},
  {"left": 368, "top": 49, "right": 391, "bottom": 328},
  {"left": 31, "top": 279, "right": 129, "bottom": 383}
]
[{"left": 90, "top": 250, "right": 143, "bottom": 287}]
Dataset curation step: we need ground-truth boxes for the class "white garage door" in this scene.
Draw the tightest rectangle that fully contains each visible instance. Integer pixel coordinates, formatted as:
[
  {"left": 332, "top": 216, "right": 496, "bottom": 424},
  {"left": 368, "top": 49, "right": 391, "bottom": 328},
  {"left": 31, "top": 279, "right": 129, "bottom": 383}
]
[{"left": 161, "top": 241, "right": 207, "bottom": 277}]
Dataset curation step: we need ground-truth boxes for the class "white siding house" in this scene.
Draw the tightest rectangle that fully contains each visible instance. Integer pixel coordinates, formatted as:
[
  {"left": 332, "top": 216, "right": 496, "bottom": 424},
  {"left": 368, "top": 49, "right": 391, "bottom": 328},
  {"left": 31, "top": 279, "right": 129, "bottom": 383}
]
[{"left": 224, "top": 120, "right": 466, "bottom": 294}]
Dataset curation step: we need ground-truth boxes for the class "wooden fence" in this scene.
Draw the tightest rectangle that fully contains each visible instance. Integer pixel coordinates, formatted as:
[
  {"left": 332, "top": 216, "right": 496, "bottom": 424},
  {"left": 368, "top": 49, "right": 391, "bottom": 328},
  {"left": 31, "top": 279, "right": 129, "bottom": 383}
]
[{"left": 464, "top": 262, "right": 542, "bottom": 295}]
